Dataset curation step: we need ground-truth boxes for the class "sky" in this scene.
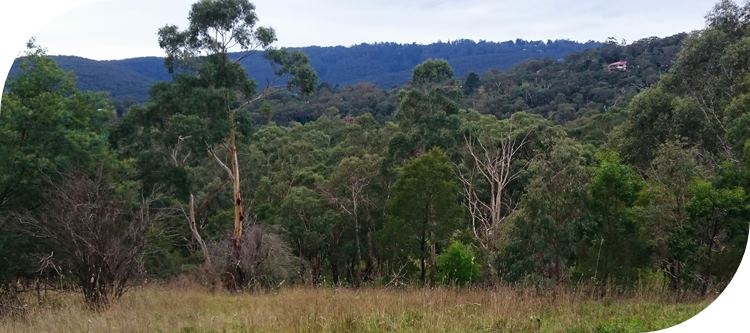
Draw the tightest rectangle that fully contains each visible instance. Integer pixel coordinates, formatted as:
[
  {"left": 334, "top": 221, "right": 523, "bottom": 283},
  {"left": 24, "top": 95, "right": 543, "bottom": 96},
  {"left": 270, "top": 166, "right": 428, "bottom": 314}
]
[{"left": 21, "top": 0, "right": 718, "bottom": 60}]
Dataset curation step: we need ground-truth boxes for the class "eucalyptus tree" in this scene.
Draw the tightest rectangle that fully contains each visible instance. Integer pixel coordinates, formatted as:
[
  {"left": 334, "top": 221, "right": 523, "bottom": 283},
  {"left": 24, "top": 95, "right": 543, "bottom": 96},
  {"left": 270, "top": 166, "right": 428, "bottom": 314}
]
[
  {"left": 615, "top": 0, "right": 750, "bottom": 168},
  {"left": 686, "top": 179, "right": 747, "bottom": 294},
  {"left": 632, "top": 141, "right": 708, "bottom": 290},
  {"left": 576, "top": 152, "right": 649, "bottom": 286},
  {"left": 248, "top": 122, "right": 333, "bottom": 285},
  {"left": 455, "top": 111, "right": 554, "bottom": 250},
  {"left": 498, "top": 138, "right": 591, "bottom": 284},
  {"left": 389, "top": 60, "right": 462, "bottom": 163},
  {"left": 318, "top": 154, "right": 382, "bottom": 283},
  {"left": 112, "top": 0, "right": 316, "bottom": 289},
  {"left": 384, "top": 148, "right": 463, "bottom": 285},
  {"left": 665, "top": 0, "right": 750, "bottom": 162},
  {"left": 1, "top": 41, "right": 115, "bottom": 211}
]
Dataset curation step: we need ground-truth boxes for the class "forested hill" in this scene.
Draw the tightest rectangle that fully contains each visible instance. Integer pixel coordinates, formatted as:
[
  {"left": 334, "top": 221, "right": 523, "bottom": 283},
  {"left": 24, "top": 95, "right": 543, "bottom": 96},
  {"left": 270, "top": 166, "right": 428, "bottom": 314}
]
[
  {"left": 285, "top": 39, "right": 598, "bottom": 87},
  {"left": 6, "top": 39, "right": 598, "bottom": 105},
  {"left": 471, "top": 34, "right": 687, "bottom": 122},
  {"left": 467, "top": 33, "right": 689, "bottom": 144},
  {"left": 246, "top": 34, "right": 687, "bottom": 126}
]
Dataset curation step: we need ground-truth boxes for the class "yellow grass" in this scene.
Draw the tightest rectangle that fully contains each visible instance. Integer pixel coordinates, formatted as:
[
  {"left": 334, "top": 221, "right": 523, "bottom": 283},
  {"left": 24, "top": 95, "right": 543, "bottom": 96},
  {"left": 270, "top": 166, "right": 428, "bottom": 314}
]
[{"left": 0, "top": 286, "right": 711, "bottom": 333}]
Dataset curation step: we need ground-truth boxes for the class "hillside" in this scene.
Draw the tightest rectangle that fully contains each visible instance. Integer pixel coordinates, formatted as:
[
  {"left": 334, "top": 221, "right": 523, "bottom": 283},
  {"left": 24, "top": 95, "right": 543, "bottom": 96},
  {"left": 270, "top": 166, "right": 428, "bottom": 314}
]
[
  {"left": 245, "top": 34, "right": 686, "bottom": 126},
  {"left": 470, "top": 34, "right": 687, "bottom": 123},
  {"left": 6, "top": 39, "right": 598, "bottom": 105}
]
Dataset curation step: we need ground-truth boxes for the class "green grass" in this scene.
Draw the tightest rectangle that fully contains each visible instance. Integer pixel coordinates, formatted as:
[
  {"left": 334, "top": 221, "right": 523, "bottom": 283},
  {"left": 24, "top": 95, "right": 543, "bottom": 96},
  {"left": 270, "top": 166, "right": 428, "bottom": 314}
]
[{"left": 0, "top": 286, "right": 711, "bottom": 333}]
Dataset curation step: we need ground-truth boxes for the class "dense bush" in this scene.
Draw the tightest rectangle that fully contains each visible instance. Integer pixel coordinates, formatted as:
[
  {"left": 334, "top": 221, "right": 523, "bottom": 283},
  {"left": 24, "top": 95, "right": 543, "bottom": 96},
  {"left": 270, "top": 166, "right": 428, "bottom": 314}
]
[{"left": 437, "top": 241, "right": 481, "bottom": 286}]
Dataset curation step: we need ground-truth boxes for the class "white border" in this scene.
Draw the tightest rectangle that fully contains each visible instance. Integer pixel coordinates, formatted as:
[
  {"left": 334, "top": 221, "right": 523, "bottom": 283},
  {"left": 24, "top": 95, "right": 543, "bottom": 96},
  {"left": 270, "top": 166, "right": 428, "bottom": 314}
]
[{"left": 0, "top": 1, "right": 747, "bottom": 331}]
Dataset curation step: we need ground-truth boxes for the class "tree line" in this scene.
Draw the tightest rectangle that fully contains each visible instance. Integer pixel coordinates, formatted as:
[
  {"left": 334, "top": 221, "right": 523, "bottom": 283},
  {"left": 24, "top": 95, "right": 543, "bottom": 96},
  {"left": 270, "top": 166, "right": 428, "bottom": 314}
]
[{"left": 5, "top": 36, "right": 597, "bottom": 108}]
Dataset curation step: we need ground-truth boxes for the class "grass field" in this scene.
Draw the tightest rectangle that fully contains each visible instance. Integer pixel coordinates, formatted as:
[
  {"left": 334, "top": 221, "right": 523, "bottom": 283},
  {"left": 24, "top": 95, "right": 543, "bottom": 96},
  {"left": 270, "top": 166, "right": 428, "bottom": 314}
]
[{"left": 0, "top": 286, "right": 711, "bottom": 333}]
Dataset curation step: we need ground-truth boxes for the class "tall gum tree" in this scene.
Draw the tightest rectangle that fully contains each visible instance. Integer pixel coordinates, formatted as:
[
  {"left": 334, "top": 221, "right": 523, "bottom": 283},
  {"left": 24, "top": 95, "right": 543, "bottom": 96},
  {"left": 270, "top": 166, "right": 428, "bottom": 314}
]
[
  {"left": 156, "top": 0, "right": 316, "bottom": 289},
  {"left": 455, "top": 112, "right": 547, "bottom": 250}
]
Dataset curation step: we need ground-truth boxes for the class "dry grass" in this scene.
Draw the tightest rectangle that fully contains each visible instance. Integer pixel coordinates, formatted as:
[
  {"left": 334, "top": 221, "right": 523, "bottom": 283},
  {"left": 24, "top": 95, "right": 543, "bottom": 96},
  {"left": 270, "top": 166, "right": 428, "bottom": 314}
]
[{"left": 0, "top": 285, "right": 711, "bottom": 333}]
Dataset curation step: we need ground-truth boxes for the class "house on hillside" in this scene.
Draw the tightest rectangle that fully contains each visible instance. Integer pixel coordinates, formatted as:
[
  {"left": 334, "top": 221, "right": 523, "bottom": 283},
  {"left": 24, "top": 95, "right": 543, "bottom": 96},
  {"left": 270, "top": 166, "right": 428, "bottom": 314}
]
[{"left": 608, "top": 60, "right": 628, "bottom": 71}]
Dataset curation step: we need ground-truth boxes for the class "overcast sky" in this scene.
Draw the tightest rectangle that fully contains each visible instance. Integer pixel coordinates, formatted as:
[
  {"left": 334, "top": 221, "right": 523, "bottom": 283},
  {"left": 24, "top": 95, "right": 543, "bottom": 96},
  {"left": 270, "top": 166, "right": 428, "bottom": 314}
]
[{"left": 29, "top": 0, "right": 717, "bottom": 60}]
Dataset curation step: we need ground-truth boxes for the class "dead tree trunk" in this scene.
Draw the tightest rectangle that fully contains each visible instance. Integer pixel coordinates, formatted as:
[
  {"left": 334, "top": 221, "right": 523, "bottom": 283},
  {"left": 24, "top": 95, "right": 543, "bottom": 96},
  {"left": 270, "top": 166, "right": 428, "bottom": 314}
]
[
  {"left": 230, "top": 131, "right": 244, "bottom": 252},
  {"left": 172, "top": 136, "right": 213, "bottom": 269},
  {"left": 208, "top": 129, "right": 247, "bottom": 290},
  {"left": 184, "top": 194, "right": 211, "bottom": 268},
  {"left": 229, "top": 131, "right": 246, "bottom": 289}
]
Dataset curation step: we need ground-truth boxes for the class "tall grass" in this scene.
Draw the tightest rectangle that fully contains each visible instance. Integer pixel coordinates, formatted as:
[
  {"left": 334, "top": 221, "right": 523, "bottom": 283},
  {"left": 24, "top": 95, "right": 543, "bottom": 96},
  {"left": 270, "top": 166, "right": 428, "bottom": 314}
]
[{"left": 0, "top": 285, "right": 711, "bottom": 333}]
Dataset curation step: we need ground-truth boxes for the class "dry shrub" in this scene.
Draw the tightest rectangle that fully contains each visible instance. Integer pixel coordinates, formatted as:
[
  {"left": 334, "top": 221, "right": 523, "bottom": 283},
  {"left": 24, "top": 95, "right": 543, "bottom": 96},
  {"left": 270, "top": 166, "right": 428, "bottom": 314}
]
[
  {"left": 164, "top": 266, "right": 223, "bottom": 292},
  {"left": 165, "top": 273, "right": 208, "bottom": 290},
  {"left": 14, "top": 169, "right": 166, "bottom": 310},
  {"left": 208, "top": 224, "right": 299, "bottom": 290},
  {"left": 0, "top": 288, "right": 25, "bottom": 319}
]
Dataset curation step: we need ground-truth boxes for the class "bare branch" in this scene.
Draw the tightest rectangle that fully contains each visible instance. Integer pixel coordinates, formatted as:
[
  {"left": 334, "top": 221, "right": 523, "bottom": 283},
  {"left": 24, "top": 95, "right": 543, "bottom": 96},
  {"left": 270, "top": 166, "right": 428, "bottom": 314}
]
[
  {"left": 456, "top": 129, "right": 532, "bottom": 249},
  {"left": 15, "top": 169, "right": 167, "bottom": 309},
  {"left": 207, "top": 146, "right": 234, "bottom": 180}
]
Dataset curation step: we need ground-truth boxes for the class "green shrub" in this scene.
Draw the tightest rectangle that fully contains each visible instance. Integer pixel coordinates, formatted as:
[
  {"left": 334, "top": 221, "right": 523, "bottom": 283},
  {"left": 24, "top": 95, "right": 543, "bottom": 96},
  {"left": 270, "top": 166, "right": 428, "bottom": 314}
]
[{"left": 437, "top": 241, "right": 480, "bottom": 285}]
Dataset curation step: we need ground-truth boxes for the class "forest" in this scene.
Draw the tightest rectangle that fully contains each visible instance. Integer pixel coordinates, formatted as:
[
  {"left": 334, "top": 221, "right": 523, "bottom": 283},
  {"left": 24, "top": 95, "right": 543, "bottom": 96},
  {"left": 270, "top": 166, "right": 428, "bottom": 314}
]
[
  {"left": 0, "top": 0, "right": 749, "bottom": 332},
  {"left": 6, "top": 38, "right": 597, "bottom": 108}
]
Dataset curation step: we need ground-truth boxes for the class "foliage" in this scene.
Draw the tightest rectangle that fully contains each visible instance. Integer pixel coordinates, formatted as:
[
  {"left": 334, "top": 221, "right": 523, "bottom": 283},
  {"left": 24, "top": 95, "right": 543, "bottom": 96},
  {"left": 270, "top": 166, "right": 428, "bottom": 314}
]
[
  {"left": 437, "top": 241, "right": 480, "bottom": 285},
  {"left": 0, "top": 42, "right": 120, "bottom": 297},
  {"left": 574, "top": 152, "right": 649, "bottom": 285},
  {"left": 412, "top": 59, "right": 454, "bottom": 87},
  {"left": 605, "top": 0, "right": 750, "bottom": 291},
  {"left": 1, "top": 42, "right": 116, "bottom": 210},
  {"left": 498, "top": 138, "right": 591, "bottom": 283},
  {"left": 388, "top": 59, "right": 462, "bottom": 164},
  {"left": 463, "top": 72, "right": 481, "bottom": 96},
  {"left": 684, "top": 178, "right": 748, "bottom": 293},
  {"left": 383, "top": 148, "right": 463, "bottom": 284},
  {"left": 468, "top": 34, "right": 685, "bottom": 123}
]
